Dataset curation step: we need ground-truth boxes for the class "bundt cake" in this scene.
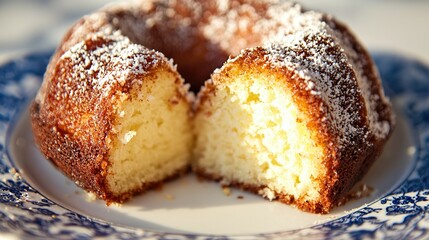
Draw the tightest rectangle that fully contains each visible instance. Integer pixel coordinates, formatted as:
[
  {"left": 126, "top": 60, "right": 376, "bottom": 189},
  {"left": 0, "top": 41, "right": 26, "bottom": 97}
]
[
  {"left": 31, "top": 0, "right": 394, "bottom": 212},
  {"left": 193, "top": 3, "right": 394, "bottom": 213}
]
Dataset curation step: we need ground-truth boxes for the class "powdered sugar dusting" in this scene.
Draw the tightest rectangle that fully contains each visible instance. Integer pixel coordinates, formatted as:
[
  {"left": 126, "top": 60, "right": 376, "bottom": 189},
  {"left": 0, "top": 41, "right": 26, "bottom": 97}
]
[
  {"left": 264, "top": 25, "right": 366, "bottom": 146},
  {"left": 61, "top": 33, "right": 166, "bottom": 97},
  {"left": 323, "top": 17, "right": 392, "bottom": 139}
]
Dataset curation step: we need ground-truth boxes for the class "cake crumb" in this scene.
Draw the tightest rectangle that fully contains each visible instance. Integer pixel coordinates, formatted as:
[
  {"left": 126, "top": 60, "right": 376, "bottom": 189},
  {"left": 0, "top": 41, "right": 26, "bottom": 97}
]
[
  {"left": 85, "top": 192, "right": 97, "bottom": 202},
  {"left": 407, "top": 146, "right": 416, "bottom": 155},
  {"left": 164, "top": 194, "right": 175, "bottom": 200},
  {"left": 222, "top": 187, "right": 232, "bottom": 196},
  {"left": 237, "top": 195, "right": 244, "bottom": 199},
  {"left": 338, "top": 184, "right": 374, "bottom": 206}
]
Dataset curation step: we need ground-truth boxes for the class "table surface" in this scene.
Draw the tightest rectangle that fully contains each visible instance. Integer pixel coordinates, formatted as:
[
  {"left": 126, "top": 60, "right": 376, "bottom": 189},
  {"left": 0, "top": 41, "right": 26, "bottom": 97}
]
[{"left": 1, "top": 0, "right": 428, "bottom": 64}]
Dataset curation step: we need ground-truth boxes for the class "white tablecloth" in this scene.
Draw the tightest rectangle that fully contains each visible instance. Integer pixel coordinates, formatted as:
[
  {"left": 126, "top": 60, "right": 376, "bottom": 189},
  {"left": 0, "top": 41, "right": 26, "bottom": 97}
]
[{"left": 1, "top": 0, "right": 428, "bottom": 64}]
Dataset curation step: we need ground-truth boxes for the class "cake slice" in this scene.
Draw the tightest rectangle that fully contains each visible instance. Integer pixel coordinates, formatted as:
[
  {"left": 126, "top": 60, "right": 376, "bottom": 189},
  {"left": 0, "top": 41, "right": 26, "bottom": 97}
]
[
  {"left": 31, "top": 35, "right": 194, "bottom": 203},
  {"left": 193, "top": 28, "right": 394, "bottom": 214}
]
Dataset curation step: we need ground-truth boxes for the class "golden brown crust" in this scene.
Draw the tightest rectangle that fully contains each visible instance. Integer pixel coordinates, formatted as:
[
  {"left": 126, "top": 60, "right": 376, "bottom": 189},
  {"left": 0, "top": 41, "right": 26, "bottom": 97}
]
[{"left": 31, "top": 102, "right": 111, "bottom": 199}]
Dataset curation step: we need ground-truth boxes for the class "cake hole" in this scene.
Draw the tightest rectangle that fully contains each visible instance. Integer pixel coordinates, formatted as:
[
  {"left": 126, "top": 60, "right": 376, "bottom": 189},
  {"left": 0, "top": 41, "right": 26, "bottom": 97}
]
[
  {"left": 156, "top": 119, "right": 164, "bottom": 127},
  {"left": 246, "top": 91, "right": 260, "bottom": 103},
  {"left": 266, "top": 120, "right": 276, "bottom": 128},
  {"left": 260, "top": 162, "right": 269, "bottom": 173},
  {"left": 270, "top": 159, "right": 282, "bottom": 167}
]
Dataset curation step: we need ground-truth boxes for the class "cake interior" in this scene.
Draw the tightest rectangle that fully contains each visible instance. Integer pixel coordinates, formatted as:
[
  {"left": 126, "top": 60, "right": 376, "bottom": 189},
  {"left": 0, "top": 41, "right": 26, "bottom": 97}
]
[
  {"left": 194, "top": 64, "right": 327, "bottom": 204},
  {"left": 107, "top": 71, "right": 193, "bottom": 196}
]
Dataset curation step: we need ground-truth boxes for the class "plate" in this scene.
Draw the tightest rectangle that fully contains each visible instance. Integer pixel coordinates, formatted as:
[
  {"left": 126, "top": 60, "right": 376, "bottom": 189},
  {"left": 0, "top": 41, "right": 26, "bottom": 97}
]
[{"left": 1, "top": 51, "right": 428, "bottom": 239}]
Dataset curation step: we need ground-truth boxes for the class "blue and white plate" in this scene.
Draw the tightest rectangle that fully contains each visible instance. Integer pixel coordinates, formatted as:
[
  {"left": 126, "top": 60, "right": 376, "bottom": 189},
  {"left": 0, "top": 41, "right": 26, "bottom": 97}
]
[{"left": 0, "top": 51, "right": 428, "bottom": 239}]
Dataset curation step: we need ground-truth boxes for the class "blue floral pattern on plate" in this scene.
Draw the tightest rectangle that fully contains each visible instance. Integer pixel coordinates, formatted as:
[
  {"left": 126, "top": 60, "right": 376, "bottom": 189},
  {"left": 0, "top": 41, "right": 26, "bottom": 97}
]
[{"left": 0, "top": 51, "right": 428, "bottom": 239}]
